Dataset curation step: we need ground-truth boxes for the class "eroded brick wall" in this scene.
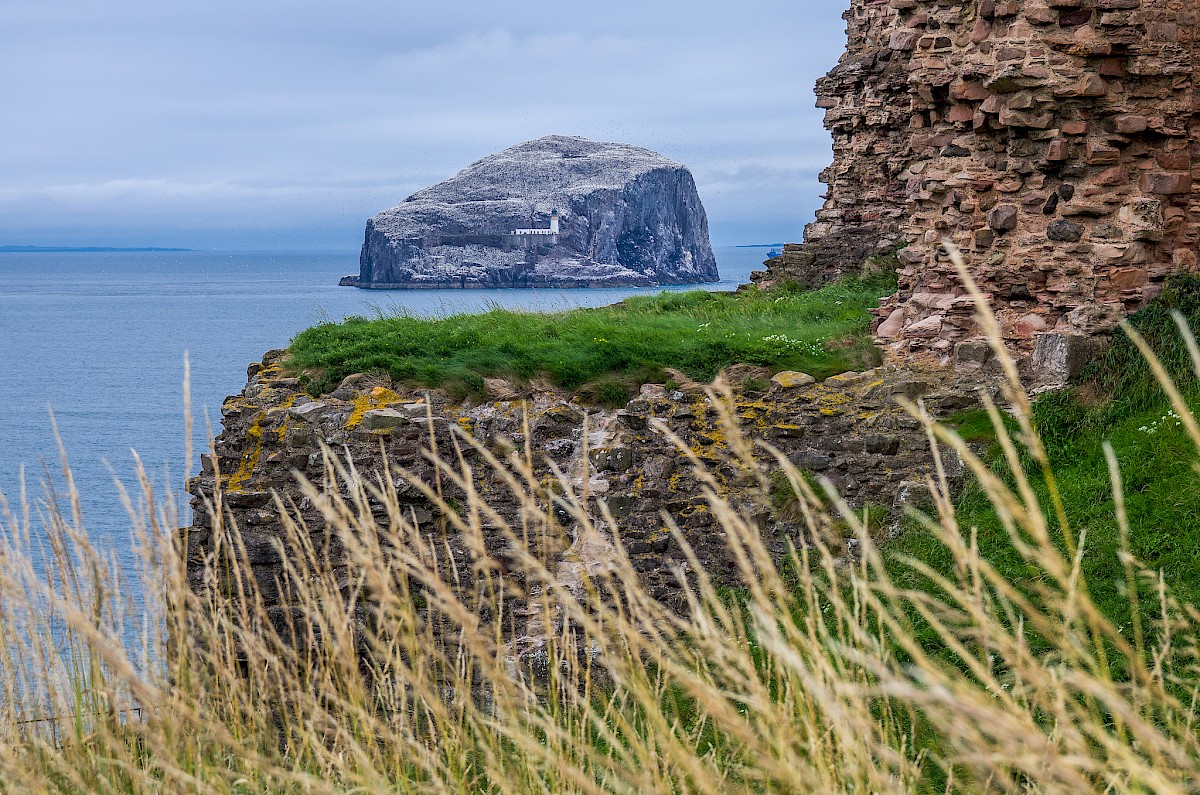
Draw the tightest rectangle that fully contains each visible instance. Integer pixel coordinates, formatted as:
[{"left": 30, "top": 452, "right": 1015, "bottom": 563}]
[{"left": 762, "top": 0, "right": 1199, "bottom": 374}]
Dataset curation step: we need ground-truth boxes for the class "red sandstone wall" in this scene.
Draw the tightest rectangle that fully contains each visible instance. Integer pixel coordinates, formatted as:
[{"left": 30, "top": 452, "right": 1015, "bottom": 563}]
[{"left": 769, "top": 0, "right": 1200, "bottom": 374}]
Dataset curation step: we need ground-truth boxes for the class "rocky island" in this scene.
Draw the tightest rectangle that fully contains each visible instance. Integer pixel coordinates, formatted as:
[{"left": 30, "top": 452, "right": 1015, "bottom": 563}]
[{"left": 342, "top": 135, "right": 719, "bottom": 289}]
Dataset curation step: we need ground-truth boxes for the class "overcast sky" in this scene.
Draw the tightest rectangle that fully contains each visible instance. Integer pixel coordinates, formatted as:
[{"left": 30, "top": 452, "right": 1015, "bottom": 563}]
[{"left": 1, "top": 1, "right": 851, "bottom": 250}]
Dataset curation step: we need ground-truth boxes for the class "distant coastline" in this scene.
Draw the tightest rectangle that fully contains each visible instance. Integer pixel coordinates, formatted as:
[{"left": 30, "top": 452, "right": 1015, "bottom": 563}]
[{"left": 0, "top": 246, "right": 193, "bottom": 253}]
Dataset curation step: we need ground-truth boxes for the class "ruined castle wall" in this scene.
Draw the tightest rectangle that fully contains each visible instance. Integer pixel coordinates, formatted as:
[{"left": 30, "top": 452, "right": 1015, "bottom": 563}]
[
  {"left": 762, "top": 0, "right": 1199, "bottom": 369},
  {"left": 757, "top": 0, "right": 914, "bottom": 288},
  {"left": 186, "top": 353, "right": 981, "bottom": 625}
]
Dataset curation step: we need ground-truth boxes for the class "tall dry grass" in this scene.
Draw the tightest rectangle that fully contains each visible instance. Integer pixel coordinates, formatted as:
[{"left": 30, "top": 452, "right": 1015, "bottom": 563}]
[{"left": 2, "top": 256, "right": 1200, "bottom": 793}]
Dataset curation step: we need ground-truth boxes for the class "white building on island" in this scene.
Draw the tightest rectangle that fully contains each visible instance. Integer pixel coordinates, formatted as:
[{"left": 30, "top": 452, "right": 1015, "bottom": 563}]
[{"left": 512, "top": 209, "right": 560, "bottom": 237}]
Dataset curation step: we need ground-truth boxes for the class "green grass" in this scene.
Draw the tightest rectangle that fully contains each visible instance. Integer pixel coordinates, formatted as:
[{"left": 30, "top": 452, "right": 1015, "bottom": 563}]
[
  {"left": 893, "top": 398, "right": 1200, "bottom": 654},
  {"left": 889, "top": 274, "right": 1200, "bottom": 652},
  {"left": 286, "top": 272, "right": 898, "bottom": 400}
]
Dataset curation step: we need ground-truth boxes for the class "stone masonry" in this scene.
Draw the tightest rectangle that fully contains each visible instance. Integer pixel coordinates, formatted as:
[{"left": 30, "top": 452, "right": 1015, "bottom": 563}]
[
  {"left": 185, "top": 352, "right": 983, "bottom": 630},
  {"left": 758, "top": 0, "right": 1199, "bottom": 377}
]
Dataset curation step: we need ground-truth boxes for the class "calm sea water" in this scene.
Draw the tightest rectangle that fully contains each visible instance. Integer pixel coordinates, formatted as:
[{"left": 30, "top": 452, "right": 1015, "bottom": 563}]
[{"left": 0, "top": 247, "right": 765, "bottom": 583}]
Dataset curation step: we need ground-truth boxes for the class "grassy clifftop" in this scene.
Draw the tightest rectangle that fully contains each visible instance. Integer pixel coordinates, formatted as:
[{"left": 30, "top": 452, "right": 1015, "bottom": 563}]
[{"left": 287, "top": 273, "right": 897, "bottom": 401}]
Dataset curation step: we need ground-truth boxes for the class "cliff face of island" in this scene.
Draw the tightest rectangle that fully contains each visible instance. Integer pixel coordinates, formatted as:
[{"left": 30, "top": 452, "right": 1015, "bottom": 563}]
[
  {"left": 345, "top": 136, "right": 719, "bottom": 289},
  {"left": 759, "top": 0, "right": 1198, "bottom": 380}
]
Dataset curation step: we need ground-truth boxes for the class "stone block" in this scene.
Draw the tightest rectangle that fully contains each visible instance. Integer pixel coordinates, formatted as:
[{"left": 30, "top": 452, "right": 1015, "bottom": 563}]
[
  {"left": 1107, "top": 268, "right": 1149, "bottom": 289},
  {"left": 1046, "top": 139, "right": 1071, "bottom": 160},
  {"left": 864, "top": 435, "right": 902, "bottom": 456},
  {"left": 876, "top": 307, "right": 906, "bottom": 338},
  {"left": 770, "top": 371, "right": 816, "bottom": 389},
  {"left": 1047, "top": 220, "right": 1084, "bottom": 242},
  {"left": 359, "top": 409, "right": 413, "bottom": 432},
  {"left": 589, "top": 447, "right": 633, "bottom": 473},
  {"left": 1140, "top": 172, "right": 1192, "bottom": 195},
  {"left": 987, "top": 204, "right": 1019, "bottom": 232},
  {"left": 906, "top": 315, "right": 945, "bottom": 338},
  {"left": 954, "top": 338, "right": 993, "bottom": 371},
  {"left": 1030, "top": 333, "right": 1096, "bottom": 386},
  {"left": 1086, "top": 143, "right": 1121, "bottom": 165},
  {"left": 289, "top": 401, "right": 333, "bottom": 423},
  {"left": 1115, "top": 115, "right": 1149, "bottom": 133}
]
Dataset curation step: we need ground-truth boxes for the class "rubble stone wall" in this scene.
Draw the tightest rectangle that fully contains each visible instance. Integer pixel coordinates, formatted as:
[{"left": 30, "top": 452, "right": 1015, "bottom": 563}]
[
  {"left": 186, "top": 352, "right": 984, "bottom": 625},
  {"left": 759, "top": 0, "right": 1199, "bottom": 373}
]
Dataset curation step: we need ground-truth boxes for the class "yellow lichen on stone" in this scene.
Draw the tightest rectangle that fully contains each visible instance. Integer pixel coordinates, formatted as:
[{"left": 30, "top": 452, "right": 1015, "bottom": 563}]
[
  {"left": 813, "top": 387, "right": 853, "bottom": 416},
  {"left": 771, "top": 371, "right": 815, "bottom": 389},
  {"left": 222, "top": 394, "right": 257, "bottom": 414},
  {"left": 345, "top": 395, "right": 373, "bottom": 429},
  {"left": 344, "top": 387, "right": 404, "bottom": 430},
  {"left": 683, "top": 404, "right": 731, "bottom": 464},
  {"left": 738, "top": 407, "right": 764, "bottom": 421},
  {"left": 824, "top": 372, "right": 863, "bottom": 386},
  {"left": 226, "top": 414, "right": 265, "bottom": 493},
  {"left": 369, "top": 386, "right": 400, "bottom": 404},
  {"left": 270, "top": 395, "right": 298, "bottom": 441}
]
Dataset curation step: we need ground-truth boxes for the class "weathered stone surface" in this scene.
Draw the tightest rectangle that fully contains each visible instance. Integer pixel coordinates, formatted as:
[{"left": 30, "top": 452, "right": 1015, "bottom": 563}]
[
  {"left": 1047, "top": 220, "right": 1084, "bottom": 243},
  {"left": 345, "top": 136, "right": 719, "bottom": 289},
  {"left": 358, "top": 408, "right": 413, "bottom": 432},
  {"left": 988, "top": 205, "right": 1019, "bottom": 233},
  {"left": 187, "top": 355, "right": 995, "bottom": 623},
  {"left": 755, "top": 0, "right": 1200, "bottom": 383},
  {"left": 770, "top": 371, "right": 816, "bottom": 389},
  {"left": 1031, "top": 333, "right": 1101, "bottom": 389}
]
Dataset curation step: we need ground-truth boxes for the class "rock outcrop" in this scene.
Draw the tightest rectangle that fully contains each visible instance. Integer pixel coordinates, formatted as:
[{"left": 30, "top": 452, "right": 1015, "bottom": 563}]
[
  {"left": 758, "top": 0, "right": 1199, "bottom": 381},
  {"left": 345, "top": 136, "right": 719, "bottom": 289}
]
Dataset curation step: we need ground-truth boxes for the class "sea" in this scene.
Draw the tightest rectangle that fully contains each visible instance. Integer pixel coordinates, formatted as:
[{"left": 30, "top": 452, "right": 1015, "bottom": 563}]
[{"left": 0, "top": 246, "right": 767, "bottom": 597}]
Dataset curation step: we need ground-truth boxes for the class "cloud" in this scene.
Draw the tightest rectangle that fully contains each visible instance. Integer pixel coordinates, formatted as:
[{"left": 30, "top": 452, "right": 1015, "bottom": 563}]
[{"left": 0, "top": 0, "right": 852, "bottom": 248}]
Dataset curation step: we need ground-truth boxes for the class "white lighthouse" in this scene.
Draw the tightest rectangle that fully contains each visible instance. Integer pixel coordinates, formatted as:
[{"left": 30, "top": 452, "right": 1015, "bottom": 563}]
[{"left": 513, "top": 209, "right": 561, "bottom": 237}]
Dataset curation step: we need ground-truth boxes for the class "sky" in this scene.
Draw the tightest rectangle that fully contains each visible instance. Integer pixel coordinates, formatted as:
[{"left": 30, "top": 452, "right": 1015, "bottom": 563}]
[{"left": 0, "top": 1, "right": 852, "bottom": 250}]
